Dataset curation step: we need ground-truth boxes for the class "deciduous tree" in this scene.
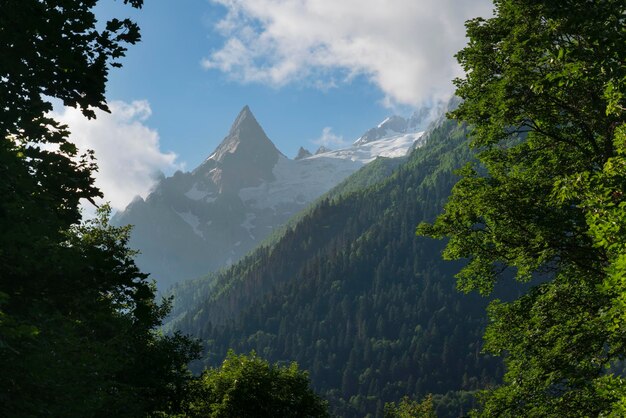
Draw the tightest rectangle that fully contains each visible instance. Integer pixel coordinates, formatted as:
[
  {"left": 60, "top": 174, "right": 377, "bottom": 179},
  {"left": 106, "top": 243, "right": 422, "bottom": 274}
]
[
  {"left": 178, "top": 351, "right": 329, "bottom": 418},
  {"left": 0, "top": 1, "right": 200, "bottom": 416},
  {"left": 418, "top": 0, "right": 626, "bottom": 415}
]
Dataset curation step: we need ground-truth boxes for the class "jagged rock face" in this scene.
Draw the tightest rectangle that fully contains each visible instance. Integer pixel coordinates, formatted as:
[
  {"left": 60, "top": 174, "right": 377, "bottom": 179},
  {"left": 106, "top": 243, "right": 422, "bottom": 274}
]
[
  {"left": 114, "top": 106, "right": 424, "bottom": 291},
  {"left": 315, "top": 146, "right": 331, "bottom": 155},
  {"left": 354, "top": 106, "right": 439, "bottom": 146},
  {"left": 114, "top": 106, "right": 284, "bottom": 290},
  {"left": 355, "top": 115, "right": 408, "bottom": 145},
  {"left": 378, "top": 115, "right": 407, "bottom": 133},
  {"left": 294, "top": 147, "right": 312, "bottom": 160},
  {"left": 193, "top": 106, "right": 282, "bottom": 193}
]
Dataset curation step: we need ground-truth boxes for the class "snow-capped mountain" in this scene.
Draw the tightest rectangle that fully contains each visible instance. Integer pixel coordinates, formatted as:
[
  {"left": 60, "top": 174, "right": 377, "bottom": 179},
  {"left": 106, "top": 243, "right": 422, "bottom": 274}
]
[
  {"left": 354, "top": 107, "right": 433, "bottom": 145},
  {"left": 114, "top": 106, "right": 424, "bottom": 290}
]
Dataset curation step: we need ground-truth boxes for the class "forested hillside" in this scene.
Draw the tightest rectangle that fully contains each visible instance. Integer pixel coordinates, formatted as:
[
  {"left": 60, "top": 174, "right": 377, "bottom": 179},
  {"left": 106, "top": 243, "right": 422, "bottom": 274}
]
[
  {"left": 166, "top": 155, "right": 407, "bottom": 324},
  {"left": 7, "top": 0, "right": 625, "bottom": 416},
  {"left": 170, "top": 120, "right": 521, "bottom": 417},
  {"left": 114, "top": 105, "right": 422, "bottom": 291}
]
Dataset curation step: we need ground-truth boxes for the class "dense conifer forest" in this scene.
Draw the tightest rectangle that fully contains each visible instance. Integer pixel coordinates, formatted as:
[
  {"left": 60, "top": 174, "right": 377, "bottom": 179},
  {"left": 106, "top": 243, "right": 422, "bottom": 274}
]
[
  {"left": 4, "top": 0, "right": 626, "bottom": 416},
  {"left": 169, "top": 120, "right": 522, "bottom": 417}
]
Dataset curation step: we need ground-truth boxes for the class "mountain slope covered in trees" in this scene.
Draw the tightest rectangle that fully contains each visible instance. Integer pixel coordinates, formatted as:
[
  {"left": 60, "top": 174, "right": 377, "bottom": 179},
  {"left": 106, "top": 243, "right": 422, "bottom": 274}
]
[
  {"left": 115, "top": 106, "right": 423, "bottom": 290},
  {"left": 170, "top": 119, "right": 521, "bottom": 417},
  {"left": 165, "top": 154, "right": 408, "bottom": 325}
]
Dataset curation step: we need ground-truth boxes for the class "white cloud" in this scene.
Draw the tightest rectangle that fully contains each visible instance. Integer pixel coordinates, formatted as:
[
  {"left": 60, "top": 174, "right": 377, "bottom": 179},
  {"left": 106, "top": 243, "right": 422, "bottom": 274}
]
[
  {"left": 53, "top": 100, "right": 181, "bottom": 213},
  {"left": 313, "top": 127, "right": 349, "bottom": 149},
  {"left": 203, "top": 0, "right": 493, "bottom": 107}
]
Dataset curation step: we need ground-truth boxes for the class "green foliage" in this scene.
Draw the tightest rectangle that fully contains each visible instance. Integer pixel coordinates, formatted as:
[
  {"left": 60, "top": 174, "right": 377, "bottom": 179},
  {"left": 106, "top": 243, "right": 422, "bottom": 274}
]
[
  {"left": 178, "top": 351, "right": 329, "bottom": 418},
  {"left": 1, "top": 1, "right": 201, "bottom": 416},
  {"left": 168, "top": 120, "right": 511, "bottom": 418},
  {"left": 1, "top": 0, "right": 145, "bottom": 231},
  {"left": 1, "top": 205, "right": 201, "bottom": 417},
  {"left": 166, "top": 155, "right": 406, "bottom": 324},
  {"left": 384, "top": 394, "right": 437, "bottom": 418},
  {"left": 325, "top": 156, "right": 407, "bottom": 201},
  {"left": 430, "top": 390, "right": 478, "bottom": 418},
  {"left": 418, "top": 0, "right": 626, "bottom": 416}
]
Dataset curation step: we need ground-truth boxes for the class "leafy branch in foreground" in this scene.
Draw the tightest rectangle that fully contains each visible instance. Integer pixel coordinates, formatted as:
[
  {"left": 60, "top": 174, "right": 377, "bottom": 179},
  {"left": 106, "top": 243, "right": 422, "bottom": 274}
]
[
  {"left": 418, "top": 0, "right": 626, "bottom": 416},
  {"left": 1, "top": 1, "right": 202, "bottom": 416}
]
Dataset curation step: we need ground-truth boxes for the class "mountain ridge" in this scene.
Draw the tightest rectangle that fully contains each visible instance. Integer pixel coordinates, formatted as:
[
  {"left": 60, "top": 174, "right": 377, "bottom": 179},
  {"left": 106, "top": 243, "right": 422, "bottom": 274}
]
[
  {"left": 168, "top": 118, "right": 517, "bottom": 417},
  {"left": 115, "top": 106, "right": 424, "bottom": 290}
]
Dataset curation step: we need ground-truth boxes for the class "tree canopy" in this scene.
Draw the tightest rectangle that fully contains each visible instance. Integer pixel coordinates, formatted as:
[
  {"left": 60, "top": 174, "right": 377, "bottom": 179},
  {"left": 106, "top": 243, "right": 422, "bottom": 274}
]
[
  {"left": 419, "top": 0, "right": 626, "bottom": 416},
  {"left": 177, "top": 351, "right": 329, "bottom": 418},
  {"left": 0, "top": 1, "right": 200, "bottom": 416},
  {"left": 384, "top": 394, "right": 437, "bottom": 418},
  {"left": 0, "top": 3, "right": 334, "bottom": 417}
]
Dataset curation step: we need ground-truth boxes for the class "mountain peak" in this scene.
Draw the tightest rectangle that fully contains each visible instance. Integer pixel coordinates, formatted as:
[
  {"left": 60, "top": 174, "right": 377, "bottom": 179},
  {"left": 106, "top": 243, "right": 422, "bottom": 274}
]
[
  {"left": 315, "top": 146, "right": 331, "bottom": 155},
  {"left": 207, "top": 106, "right": 279, "bottom": 164},
  {"left": 295, "top": 147, "right": 312, "bottom": 160},
  {"left": 354, "top": 115, "right": 408, "bottom": 145},
  {"left": 229, "top": 105, "right": 255, "bottom": 134},
  {"left": 195, "top": 106, "right": 283, "bottom": 193}
]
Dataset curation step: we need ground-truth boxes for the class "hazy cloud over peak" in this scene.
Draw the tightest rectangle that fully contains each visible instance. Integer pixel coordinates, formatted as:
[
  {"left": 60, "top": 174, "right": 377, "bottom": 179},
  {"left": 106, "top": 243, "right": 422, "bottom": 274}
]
[
  {"left": 53, "top": 100, "right": 181, "bottom": 213},
  {"left": 203, "top": 0, "right": 493, "bottom": 106},
  {"left": 313, "top": 126, "right": 349, "bottom": 149}
]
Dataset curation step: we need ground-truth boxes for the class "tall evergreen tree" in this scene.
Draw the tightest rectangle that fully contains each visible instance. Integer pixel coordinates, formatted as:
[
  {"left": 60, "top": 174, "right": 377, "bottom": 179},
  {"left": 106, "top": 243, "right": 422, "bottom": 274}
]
[{"left": 418, "top": 0, "right": 626, "bottom": 415}]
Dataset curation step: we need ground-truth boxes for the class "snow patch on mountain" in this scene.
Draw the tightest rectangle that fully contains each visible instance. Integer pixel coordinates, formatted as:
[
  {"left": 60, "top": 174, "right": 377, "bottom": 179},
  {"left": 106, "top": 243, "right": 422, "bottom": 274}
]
[
  {"left": 242, "top": 213, "right": 256, "bottom": 239},
  {"left": 239, "top": 155, "right": 363, "bottom": 210},
  {"left": 311, "top": 131, "right": 425, "bottom": 163},
  {"left": 176, "top": 210, "right": 204, "bottom": 238},
  {"left": 357, "top": 132, "right": 426, "bottom": 159},
  {"left": 354, "top": 106, "right": 436, "bottom": 145},
  {"left": 185, "top": 183, "right": 216, "bottom": 202},
  {"left": 377, "top": 117, "right": 392, "bottom": 128},
  {"left": 239, "top": 132, "right": 423, "bottom": 211}
]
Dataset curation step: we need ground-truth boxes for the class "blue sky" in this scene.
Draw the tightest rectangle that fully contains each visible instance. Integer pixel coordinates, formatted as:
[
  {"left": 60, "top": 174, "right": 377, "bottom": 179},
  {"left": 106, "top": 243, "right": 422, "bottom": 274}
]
[
  {"left": 54, "top": 0, "right": 493, "bottom": 211},
  {"left": 98, "top": 0, "right": 392, "bottom": 164}
]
